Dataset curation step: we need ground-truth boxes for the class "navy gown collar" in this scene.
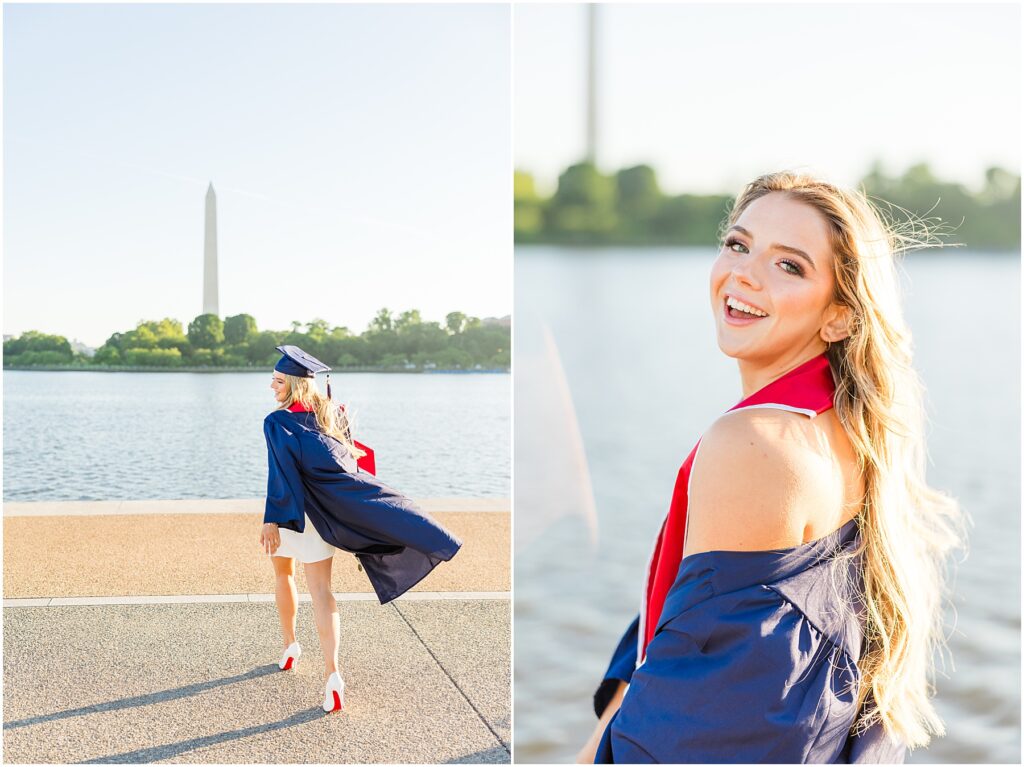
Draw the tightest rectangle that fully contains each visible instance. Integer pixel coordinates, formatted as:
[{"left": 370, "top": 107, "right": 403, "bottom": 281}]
[{"left": 659, "top": 516, "right": 862, "bottom": 628}]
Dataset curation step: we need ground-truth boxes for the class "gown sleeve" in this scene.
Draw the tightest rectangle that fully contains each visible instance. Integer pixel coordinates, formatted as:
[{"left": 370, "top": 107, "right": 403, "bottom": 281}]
[
  {"left": 596, "top": 589, "right": 862, "bottom": 764},
  {"left": 594, "top": 614, "right": 640, "bottom": 718},
  {"left": 263, "top": 416, "right": 306, "bottom": 532}
]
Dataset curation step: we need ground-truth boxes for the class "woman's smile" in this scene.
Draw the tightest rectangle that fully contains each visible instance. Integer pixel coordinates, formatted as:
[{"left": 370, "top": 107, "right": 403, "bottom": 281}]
[{"left": 723, "top": 293, "right": 770, "bottom": 325}]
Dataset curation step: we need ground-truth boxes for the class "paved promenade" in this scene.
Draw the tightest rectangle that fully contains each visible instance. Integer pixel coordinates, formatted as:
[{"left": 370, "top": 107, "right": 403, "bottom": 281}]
[{"left": 3, "top": 499, "right": 510, "bottom": 764}]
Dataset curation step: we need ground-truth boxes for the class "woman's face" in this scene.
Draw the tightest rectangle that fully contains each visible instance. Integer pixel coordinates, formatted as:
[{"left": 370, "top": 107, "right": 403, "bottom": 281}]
[
  {"left": 270, "top": 371, "right": 290, "bottom": 402},
  {"left": 709, "top": 192, "right": 846, "bottom": 363}
]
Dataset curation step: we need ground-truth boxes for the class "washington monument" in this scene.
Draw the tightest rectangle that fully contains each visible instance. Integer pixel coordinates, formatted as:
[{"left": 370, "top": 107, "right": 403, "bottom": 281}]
[
  {"left": 203, "top": 182, "right": 219, "bottom": 316},
  {"left": 586, "top": 4, "right": 597, "bottom": 165}
]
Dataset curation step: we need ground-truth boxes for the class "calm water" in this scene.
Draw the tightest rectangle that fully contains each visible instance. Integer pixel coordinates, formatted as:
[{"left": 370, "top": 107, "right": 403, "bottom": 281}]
[
  {"left": 3, "top": 372, "right": 510, "bottom": 500},
  {"left": 514, "top": 247, "right": 1020, "bottom": 763}
]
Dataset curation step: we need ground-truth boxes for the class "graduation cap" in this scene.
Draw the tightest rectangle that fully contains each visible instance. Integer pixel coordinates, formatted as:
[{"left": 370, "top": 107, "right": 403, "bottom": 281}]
[{"left": 275, "top": 345, "right": 333, "bottom": 399}]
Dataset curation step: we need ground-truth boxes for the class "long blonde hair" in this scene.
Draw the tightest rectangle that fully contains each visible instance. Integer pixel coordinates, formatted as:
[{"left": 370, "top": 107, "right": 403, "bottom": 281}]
[
  {"left": 279, "top": 374, "right": 366, "bottom": 460},
  {"left": 723, "top": 171, "right": 967, "bottom": 749}
]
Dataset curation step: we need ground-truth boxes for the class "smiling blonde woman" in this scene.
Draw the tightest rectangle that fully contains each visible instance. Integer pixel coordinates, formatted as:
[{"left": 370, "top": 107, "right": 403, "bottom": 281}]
[{"left": 579, "top": 172, "right": 965, "bottom": 764}]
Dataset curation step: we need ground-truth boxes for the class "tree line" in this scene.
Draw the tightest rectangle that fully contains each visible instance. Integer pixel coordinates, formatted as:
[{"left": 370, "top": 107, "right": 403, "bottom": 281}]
[
  {"left": 515, "top": 161, "right": 1020, "bottom": 250},
  {"left": 4, "top": 310, "right": 510, "bottom": 370}
]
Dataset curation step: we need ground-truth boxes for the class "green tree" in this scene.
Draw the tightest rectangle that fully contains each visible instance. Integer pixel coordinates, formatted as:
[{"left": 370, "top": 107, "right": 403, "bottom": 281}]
[
  {"left": 191, "top": 348, "right": 224, "bottom": 366},
  {"left": 553, "top": 162, "right": 614, "bottom": 207},
  {"left": 224, "top": 314, "right": 258, "bottom": 345},
  {"left": 247, "top": 330, "right": 283, "bottom": 365},
  {"left": 650, "top": 194, "right": 732, "bottom": 245},
  {"left": 126, "top": 326, "right": 159, "bottom": 349},
  {"left": 4, "top": 331, "right": 74, "bottom": 366},
  {"left": 615, "top": 164, "right": 662, "bottom": 224},
  {"left": 321, "top": 326, "right": 352, "bottom": 365},
  {"left": 398, "top": 320, "right": 446, "bottom": 358},
  {"left": 101, "top": 331, "right": 127, "bottom": 353},
  {"left": 433, "top": 347, "right": 474, "bottom": 370},
  {"left": 982, "top": 166, "right": 1019, "bottom": 202},
  {"left": 515, "top": 169, "right": 545, "bottom": 239},
  {"left": 4, "top": 330, "right": 73, "bottom": 358},
  {"left": 8, "top": 350, "right": 73, "bottom": 366},
  {"left": 140, "top": 318, "right": 186, "bottom": 343},
  {"left": 516, "top": 159, "right": 1019, "bottom": 249},
  {"left": 545, "top": 162, "right": 618, "bottom": 241},
  {"left": 16, "top": 307, "right": 512, "bottom": 372},
  {"left": 334, "top": 336, "right": 371, "bottom": 366},
  {"left": 446, "top": 311, "right": 468, "bottom": 335},
  {"left": 378, "top": 352, "right": 409, "bottom": 368},
  {"left": 454, "top": 323, "right": 506, "bottom": 362},
  {"left": 93, "top": 344, "right": 122, "bottom": 365},
  {"left": 364, "top": 329, "right": 398, "bottom": 362},
  {"left": 123, "top": 348, "right": 183, "bottom": 367},
  {"left": 299, "top": 319, "right": 331, "bottom": 361},
  {"left": 489, "top": 347, "right": 511, "bottom": 368},
  {"left": 187, "top": 314, "right": 224, "bottom": 349},
  {"left": 370, "top": 308, "right": 394, "bottom": 333},
  {"left": 158, "top": 335, "right": 190, "bottom": 353},
  {"left": 395, "top": 309, "right": 422, "bottom": 332},
  {"left": 282, "top": 328, "right": 310, "bottom": 349},
  {"left": 305, "top": 318, "right": 330, "bottom": 341}
]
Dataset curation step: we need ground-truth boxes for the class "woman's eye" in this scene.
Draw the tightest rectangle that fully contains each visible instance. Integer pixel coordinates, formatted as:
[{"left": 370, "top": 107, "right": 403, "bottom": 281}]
[
  {"left": 778, "top": 259, "right": 804, "bottom": 276},
  {"left": 724, "top": 237, "right": 748, "bottom": 254}
]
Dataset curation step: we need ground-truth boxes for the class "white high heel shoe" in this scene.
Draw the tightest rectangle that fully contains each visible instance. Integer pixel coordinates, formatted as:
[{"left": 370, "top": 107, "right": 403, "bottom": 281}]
[
  {"left": 323, "top": 671, "right": 345, "bottom": 713},
  {"left": 279, "top": 641, "right": 301, "bottom": 671}
]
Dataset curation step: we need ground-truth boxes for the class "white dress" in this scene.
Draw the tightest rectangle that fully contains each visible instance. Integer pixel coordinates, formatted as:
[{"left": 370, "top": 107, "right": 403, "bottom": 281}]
[{"left": 274, "top": 512, "right": 336, "bottom": 563}]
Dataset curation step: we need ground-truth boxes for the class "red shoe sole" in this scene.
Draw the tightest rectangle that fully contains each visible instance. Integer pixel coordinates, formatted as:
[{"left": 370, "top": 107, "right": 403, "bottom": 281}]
[
  {"left": 329, "top": 690, "right": 343, "bottom": 712},
  {"left": 282, "top": 657, "right": 294, "bottom": 671}
]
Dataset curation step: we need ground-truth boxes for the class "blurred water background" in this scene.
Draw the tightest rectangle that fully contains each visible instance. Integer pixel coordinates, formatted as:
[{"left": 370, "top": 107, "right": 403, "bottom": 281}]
[
  {"left": 514, "top": 246, "right": 1020, "bottom": 763},
  {"left": 3, "top": 372, "right": 509, "bottom": 500}
]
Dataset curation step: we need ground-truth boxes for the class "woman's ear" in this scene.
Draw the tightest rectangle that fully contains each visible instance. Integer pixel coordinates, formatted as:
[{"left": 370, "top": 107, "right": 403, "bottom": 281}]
[{"left": 821, "top": 303, "right": 852, "bottom": 344}]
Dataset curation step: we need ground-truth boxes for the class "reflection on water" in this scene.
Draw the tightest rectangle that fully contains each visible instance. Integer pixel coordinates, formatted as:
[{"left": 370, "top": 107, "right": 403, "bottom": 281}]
[
  {"left": 514, "top": 247, "right": 1020, "bottom": 764},
  {"left": 3, "top": 372, "right": 509, "bottom": 500}
]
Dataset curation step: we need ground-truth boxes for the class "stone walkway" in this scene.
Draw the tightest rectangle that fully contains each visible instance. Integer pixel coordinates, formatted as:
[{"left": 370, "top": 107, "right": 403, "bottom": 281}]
[{"left": 3, "top": 500, "right": 510, "bottom": 764}]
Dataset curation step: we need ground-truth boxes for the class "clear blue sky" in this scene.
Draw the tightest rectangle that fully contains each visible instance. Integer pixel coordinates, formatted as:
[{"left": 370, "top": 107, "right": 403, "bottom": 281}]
[
  {"left": 4, "top": 4, "right": 510, "bottom": 347},
  {"left": 515, "top": 3, "right": 1021, "bottom": 196}
]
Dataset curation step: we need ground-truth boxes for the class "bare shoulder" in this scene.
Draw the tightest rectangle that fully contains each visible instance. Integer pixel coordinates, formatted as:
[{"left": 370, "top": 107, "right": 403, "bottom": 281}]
[{"left": 684, "top": 408, "right": 840, "bottom": 557}]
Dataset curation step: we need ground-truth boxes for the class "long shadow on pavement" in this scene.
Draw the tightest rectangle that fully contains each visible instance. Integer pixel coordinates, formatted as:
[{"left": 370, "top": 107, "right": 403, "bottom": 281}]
[
  {"left": 4, "top": 665, "right": 279, "bottom": 731},
  {"left": 77, "top": 706, "right": 326, "bottom": 764},
  {"left": 445, "top": 745, "right": 511, "bottom": 763}
]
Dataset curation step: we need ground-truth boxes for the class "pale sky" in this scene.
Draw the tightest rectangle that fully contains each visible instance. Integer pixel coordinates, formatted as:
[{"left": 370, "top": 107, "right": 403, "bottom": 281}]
[
  {"left": 515, "top": 3, "right": 1021, "bottom": 196},
  {"left": 4, "top": 4, "right": 511, "bottom": 348}
]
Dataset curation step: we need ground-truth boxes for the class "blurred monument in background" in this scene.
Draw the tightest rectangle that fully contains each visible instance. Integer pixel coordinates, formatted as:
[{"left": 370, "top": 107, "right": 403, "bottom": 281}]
[
  {"left": 586, "top": 4, "right": 598, "bottom": 167},
  {"left": 203, "top": 182, "right": 219, "bottom": 316}
]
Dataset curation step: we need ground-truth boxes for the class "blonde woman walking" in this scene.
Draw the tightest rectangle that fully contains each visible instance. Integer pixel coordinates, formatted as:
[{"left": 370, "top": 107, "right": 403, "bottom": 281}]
[{"left": 260, "top": 345, "right": 462, "bottom": 713}]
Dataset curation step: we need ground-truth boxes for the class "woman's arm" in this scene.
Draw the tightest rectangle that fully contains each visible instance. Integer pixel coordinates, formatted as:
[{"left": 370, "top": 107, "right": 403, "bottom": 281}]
[
  {"left": 263, "top": 416, "right": 306, "bottom": 531},
  {"left": 577, "top": 680, "right": 627, "bottom": 763},
  {"left": 583, "top": 615, "right": 640, "bottom": 762}
]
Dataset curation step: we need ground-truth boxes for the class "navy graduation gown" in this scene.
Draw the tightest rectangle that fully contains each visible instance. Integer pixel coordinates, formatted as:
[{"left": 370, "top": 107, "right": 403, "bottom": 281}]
[
  {"left": 263, "top": 409, "right": 462, "bottom": 604},
  {"left": 593, "top": 518, "right": 907, "bottom": 764}
]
